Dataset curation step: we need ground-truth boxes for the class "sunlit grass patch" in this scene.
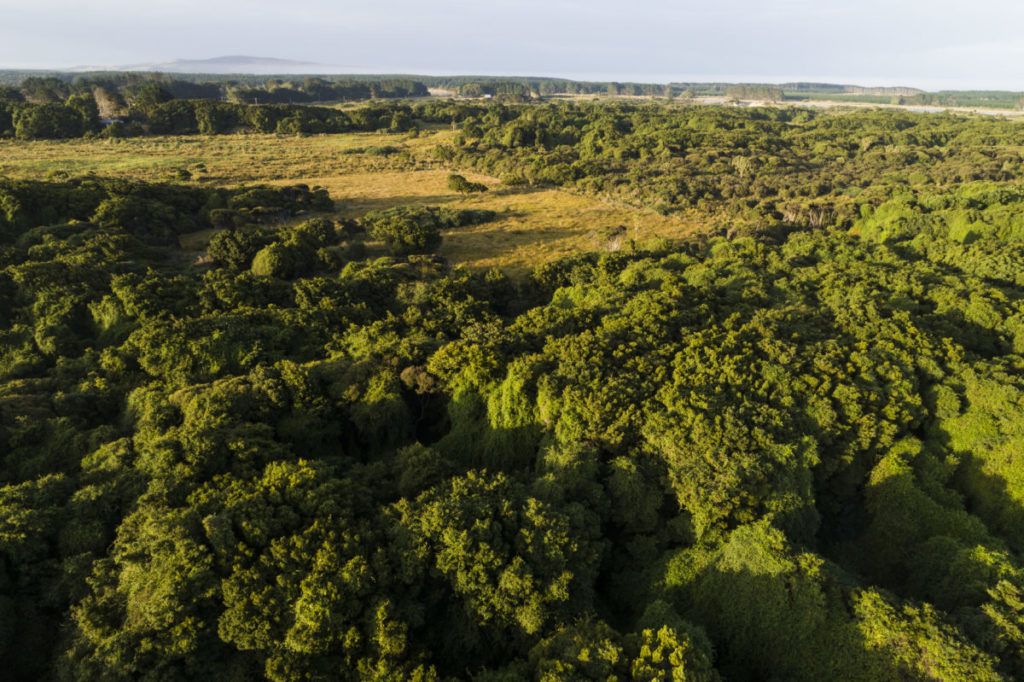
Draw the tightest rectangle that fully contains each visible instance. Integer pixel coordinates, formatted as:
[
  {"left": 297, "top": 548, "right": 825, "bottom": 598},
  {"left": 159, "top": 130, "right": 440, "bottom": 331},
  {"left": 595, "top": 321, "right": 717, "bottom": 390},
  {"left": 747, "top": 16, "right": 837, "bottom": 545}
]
[{"left": 0, "top": 129, "right": 700, "bottom": 277}]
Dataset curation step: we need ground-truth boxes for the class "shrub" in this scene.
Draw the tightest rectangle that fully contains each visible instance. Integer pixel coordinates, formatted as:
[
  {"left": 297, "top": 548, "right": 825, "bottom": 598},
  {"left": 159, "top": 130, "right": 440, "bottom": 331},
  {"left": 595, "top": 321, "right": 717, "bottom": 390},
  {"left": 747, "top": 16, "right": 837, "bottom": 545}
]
[
  {"left": 367, "top": 213, "right": 441, "bottom": 256},
  {"left": 207, "top": 229, "right": 264, "bottom": 269},
  {"left": 447, "top": 173, "right": 489, "bottom": 194}
]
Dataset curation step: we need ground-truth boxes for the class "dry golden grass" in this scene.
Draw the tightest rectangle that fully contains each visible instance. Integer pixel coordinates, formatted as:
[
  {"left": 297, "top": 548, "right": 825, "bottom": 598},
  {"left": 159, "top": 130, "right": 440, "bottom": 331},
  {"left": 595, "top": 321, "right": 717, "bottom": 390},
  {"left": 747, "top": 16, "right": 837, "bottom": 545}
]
[
  {"left": 308, "top": 169, "right": 698, "bottom": 276},
  {"left": 0, "top": 130, "right": 702, "bottom": 277},
  {"left": 0, "top": 129, "right": 448, "bottom": 183}
]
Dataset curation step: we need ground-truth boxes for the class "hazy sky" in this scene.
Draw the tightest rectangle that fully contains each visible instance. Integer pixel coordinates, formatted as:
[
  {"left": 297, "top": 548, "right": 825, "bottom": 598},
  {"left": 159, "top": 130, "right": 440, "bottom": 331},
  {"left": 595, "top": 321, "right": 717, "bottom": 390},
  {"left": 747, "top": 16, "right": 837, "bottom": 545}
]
[{"left": 2, "top": 0, "right": 1024, "bottom": 90}]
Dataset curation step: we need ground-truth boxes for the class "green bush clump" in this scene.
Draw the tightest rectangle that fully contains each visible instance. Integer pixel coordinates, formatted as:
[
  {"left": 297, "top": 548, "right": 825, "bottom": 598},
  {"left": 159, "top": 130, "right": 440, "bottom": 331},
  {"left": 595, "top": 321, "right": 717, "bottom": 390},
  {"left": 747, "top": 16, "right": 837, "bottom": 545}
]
[
  {"left": 362, "top": 205, "right": 497, "bottom": 256},
  {"left": 447, "top": 173, "right": 489, "bottom": 193}
]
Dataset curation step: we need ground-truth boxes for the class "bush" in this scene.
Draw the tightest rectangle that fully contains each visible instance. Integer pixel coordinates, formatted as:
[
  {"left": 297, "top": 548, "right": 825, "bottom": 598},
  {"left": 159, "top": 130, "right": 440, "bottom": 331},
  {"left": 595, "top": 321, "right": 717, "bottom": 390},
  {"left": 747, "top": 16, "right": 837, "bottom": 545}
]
[
  {"left": 207, "top": 229, "right": 264, "bottom": 269},
  {"left": 291, "top": 217, "right": 336, "bottom": 248},
  {"left": 92, "top": 195, "right": 190, "bottom": 243},
  {"left": 250, "top": 240, "right": 316, "bottom": 278},
  {"left": 447, "top": 173, "right": 489, "bottom": 194},
  {"left": 251, "top": 242, "right": 296, "bottom": 278},
  {"left": 360, "top": 204, "right": 497, "bottom": 257},
  {"left": 500, "top": 172, "right": 528, "bottom": 186},
  {"left": 367, "top": 213, "right": 441, "bottom": 256},
  {"left": 436, "top": 207, "right": 497, "bottom": 228}
]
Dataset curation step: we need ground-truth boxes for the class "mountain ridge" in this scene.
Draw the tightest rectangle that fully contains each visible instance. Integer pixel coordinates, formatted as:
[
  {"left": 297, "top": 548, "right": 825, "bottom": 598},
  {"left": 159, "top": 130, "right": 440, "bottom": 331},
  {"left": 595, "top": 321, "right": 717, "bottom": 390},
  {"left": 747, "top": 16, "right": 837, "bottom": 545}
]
[{"left": 69, "top": 55, "right": 362, "bottom": 75}]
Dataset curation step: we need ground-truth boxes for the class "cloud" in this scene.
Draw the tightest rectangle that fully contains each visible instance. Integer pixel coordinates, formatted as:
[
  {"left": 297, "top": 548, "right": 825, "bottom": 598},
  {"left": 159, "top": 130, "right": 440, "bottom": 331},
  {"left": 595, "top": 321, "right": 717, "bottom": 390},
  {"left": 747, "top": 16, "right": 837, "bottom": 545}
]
[{"left": 0, "top": 1, "right": 1022, "bottom": 89}]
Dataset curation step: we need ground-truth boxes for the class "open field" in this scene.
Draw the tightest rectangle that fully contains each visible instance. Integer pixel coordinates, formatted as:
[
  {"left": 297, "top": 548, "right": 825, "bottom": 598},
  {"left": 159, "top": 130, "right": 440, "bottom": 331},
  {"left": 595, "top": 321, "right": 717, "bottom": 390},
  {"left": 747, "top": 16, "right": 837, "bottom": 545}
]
[
  {"left": 0, "top": 130, "right": 699, "bottom": 276},
  {"left": 300, "top": 169, "right": 697, "bottom": 276},
  {"left": 0, "top": 128, "right": 448, "bottom": 183}
]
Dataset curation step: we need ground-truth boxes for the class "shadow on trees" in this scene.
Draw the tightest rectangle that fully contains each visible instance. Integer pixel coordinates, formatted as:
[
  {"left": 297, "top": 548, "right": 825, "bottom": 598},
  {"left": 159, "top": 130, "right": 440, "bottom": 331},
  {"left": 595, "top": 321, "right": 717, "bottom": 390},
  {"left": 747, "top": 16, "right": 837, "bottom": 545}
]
[
  {"left": 662, "top": 542, "right": 980, "bottom": 681},
  {"left": 342, "top": 194, "right": 466, "bottom": 215}
]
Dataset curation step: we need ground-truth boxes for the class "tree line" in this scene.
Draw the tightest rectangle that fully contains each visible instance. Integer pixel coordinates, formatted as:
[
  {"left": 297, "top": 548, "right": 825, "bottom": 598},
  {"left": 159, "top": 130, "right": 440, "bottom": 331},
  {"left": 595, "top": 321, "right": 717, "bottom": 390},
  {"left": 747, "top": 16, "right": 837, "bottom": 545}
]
[{"left": 3, "top": 74, "right": 429, "bottom": 110}]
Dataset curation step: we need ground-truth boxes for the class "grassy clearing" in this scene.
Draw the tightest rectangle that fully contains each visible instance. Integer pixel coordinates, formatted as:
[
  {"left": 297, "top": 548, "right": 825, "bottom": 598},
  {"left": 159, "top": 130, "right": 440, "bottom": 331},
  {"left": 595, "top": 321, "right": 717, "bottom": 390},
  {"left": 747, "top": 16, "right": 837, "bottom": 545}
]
[
  {"left": 0, "top": 129, "right": 448, "bottom": 184},
  {"left": 310, "top": 169, "right": 697, "bottom": 276},
  {"left": 0, "top": 130, "right": 701, "bottom": 277}
]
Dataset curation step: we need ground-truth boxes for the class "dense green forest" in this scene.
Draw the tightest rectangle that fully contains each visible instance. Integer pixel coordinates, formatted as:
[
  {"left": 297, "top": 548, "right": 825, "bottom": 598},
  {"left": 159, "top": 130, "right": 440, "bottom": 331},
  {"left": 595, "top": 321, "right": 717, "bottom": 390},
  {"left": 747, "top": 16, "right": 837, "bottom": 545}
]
[
  {"left": 440, "top": 101, "right": 1024, "bottom": 224},
  {"left": 0, "top": 74, "right": 428, "bottom": 106},
  {"left": 6, "top": 99, "right": 1024, "bottom": 679},
  {"left": 0, "top": 91, "right": 426, "bottom": 139}
]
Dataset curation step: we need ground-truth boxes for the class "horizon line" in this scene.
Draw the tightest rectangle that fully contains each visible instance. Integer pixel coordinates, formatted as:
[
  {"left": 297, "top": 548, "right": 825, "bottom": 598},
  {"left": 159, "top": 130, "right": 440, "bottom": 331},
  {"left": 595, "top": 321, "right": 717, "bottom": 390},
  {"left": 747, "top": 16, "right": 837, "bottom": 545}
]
[{"left": 0, "top": 62, "right": 1021, "bottom": 94}]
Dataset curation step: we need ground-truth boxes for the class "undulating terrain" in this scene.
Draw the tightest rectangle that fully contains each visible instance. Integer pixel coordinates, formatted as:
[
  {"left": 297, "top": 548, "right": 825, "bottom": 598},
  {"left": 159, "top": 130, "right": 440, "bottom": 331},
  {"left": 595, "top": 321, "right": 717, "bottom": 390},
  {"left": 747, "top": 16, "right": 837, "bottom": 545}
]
[{"left": 4, "top": 90, "right": 1024, "bottom": 680}]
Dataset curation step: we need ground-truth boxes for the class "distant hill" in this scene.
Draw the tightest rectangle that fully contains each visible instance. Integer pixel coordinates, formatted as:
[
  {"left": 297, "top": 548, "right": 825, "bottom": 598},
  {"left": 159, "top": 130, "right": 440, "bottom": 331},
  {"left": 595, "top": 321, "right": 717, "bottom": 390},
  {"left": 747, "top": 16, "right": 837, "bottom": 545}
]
[{"left": 71, "top": 56, "right": 360, "bottom": 75}]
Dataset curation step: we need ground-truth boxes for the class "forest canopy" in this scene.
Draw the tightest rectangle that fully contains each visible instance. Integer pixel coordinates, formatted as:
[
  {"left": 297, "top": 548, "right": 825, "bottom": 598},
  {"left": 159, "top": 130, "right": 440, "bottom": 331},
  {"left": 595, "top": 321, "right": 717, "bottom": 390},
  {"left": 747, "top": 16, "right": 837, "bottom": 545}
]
[{"left": 4, "top": 98, "right": 1024, "bottom": 680}]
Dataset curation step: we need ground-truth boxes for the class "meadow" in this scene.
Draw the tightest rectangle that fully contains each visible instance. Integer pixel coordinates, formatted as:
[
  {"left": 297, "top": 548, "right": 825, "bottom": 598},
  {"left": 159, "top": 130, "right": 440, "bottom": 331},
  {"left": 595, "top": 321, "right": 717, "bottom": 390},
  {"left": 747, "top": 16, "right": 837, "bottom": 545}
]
[{"left": 0, "top": 128, "right": 697, "bottom": 276}]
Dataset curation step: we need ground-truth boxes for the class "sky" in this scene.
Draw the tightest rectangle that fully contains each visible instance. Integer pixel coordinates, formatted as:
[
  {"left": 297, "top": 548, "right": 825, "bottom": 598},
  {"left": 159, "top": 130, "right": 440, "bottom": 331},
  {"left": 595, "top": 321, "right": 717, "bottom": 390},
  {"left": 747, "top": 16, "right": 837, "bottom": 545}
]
[{"left": 2, "top": 0, "right": 1024, "bottom": 90}]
